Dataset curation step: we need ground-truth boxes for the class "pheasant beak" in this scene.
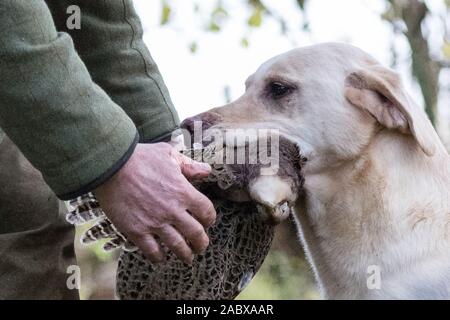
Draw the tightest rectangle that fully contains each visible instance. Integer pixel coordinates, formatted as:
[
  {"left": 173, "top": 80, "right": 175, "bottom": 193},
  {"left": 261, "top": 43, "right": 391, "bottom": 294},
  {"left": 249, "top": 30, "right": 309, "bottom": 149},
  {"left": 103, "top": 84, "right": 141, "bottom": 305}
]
[
  {"left": 249, "top": 175, "right": 297, "bottom": 225},
  {"left": 256, "top": 201, "right": 291, "bottom": 225}
]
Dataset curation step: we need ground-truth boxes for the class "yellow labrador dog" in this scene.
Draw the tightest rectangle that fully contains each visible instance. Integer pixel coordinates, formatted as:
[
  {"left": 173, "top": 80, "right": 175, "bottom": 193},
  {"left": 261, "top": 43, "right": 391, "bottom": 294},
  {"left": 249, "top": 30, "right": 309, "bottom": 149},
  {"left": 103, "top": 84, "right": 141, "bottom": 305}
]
[{"left": 181, "top": 43, "right": 450, "bottom": 299}]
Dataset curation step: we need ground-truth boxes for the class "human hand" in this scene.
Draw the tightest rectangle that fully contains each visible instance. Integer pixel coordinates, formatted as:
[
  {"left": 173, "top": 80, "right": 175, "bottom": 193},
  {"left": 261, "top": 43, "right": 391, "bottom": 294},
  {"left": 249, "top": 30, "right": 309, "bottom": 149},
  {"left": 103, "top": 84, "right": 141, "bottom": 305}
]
[{"left": 94, "top": 143, "right": 216, "bottom": 264}]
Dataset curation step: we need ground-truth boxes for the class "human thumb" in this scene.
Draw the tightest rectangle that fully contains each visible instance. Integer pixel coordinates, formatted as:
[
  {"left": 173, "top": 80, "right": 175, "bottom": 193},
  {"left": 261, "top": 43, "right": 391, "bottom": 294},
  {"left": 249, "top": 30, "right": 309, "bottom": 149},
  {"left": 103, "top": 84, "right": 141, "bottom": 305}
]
[{"left": 178, "top": 153, "right": 211, "bottom": 180}]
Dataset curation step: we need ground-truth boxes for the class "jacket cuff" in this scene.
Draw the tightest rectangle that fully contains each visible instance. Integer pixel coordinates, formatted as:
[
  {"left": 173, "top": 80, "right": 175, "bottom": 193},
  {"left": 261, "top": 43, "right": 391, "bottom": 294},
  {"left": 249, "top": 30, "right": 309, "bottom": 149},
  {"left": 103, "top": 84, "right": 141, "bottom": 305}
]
[
  {"left": 140, "top": 127, "right": 180, "bottom": 144},
  {"left": 57, "top": 131, "right": 139, "bottom": 200}
]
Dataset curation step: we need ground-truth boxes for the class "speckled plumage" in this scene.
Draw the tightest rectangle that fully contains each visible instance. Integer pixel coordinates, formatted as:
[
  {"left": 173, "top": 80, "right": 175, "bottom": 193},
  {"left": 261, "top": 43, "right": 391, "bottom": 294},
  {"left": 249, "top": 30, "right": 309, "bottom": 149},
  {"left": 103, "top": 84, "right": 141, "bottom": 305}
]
[
  {"left": 117, "top": 199, "right": 273, "bottom": 300},
  {"left": 67, "top": 137, "right": 305, "bottom": 299}
]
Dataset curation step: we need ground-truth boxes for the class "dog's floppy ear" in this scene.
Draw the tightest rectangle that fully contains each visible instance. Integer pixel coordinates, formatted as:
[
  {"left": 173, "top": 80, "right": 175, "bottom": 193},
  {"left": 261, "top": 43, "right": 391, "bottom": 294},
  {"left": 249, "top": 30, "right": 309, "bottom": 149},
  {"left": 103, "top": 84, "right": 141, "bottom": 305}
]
[{"left": 345, "top": 64, "right": 436, "bottom": 156}]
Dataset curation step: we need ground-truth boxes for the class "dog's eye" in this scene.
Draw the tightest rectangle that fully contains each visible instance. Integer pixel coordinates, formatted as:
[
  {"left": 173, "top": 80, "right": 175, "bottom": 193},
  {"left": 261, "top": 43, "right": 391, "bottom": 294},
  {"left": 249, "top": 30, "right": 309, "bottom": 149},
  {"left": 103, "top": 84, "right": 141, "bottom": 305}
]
[{"left": 268, "top": 82, "right": 292, "bottom": 99}]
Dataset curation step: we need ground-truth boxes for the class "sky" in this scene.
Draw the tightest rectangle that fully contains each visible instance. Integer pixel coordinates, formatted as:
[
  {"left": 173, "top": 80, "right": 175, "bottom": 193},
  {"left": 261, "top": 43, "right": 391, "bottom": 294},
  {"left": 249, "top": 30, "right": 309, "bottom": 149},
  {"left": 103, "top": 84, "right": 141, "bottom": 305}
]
[{"left": 132, "top": 0, "right": 449, "bottom": 144}]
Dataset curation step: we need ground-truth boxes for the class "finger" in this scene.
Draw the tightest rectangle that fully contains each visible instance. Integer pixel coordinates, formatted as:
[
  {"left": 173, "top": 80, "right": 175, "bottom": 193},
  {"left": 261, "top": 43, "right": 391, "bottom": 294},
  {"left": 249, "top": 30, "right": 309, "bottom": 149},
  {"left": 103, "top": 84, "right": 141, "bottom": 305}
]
[
  {"left": 156, "top": 224, "right": 194, "bottom": 265},
  {"left": 172, "top": 212, "right": 210, "bottom": 255},
  {"left": 132, "top": 233, "right": 164, "bottom": 264},
  {"left": 185, "top": 185, "right": 217, "bottom": 228},
  {"left": 176, "top": 152, "right": 211, "bottom": 180}
]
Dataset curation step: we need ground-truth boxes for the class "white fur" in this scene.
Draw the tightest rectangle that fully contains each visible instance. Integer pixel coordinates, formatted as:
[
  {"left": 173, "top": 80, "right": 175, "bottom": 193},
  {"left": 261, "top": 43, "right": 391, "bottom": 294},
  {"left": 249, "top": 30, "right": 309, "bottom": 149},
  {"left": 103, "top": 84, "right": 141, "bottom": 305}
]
[{"left": 205, "top": 43, "right": 450, "bottom": 299}]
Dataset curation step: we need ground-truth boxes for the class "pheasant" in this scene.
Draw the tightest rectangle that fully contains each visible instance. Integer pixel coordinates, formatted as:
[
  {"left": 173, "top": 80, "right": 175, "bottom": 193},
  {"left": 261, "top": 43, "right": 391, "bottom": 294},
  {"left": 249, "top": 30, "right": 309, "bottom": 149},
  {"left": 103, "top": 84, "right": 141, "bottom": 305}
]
[{"left": 67, "top": 135, "right": 306, "bottom": 299}]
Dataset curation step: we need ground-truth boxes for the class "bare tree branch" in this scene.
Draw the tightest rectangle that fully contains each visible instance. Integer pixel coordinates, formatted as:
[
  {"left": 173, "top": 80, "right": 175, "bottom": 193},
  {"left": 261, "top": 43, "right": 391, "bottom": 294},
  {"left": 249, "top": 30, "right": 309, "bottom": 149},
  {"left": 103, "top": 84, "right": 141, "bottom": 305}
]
[{"left": 388, "top": 0, "right": 441, "bottom": 125}]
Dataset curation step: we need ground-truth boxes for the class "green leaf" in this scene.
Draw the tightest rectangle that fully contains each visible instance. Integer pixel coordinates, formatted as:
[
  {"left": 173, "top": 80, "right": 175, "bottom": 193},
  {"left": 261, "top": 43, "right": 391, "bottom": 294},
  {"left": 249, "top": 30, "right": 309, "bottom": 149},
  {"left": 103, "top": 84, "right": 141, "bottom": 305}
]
[
  {"left": 248, "top": 7, "right": 263, "bottom": 27},
  {"left": 189, "top": 42, "right": 198, "bottom": 54},
  {"left": 442, "top": 41, "right": 450, "bottom": 59},
  {"left": 206, "top": 2, "right": 228, "bottom": 33},
  {"left": 212, "top": 6, "right": 228, "bottom": 18},
  {"left": 208, "top": 21, "right": 221, "bottom": 32},
  {"left": 241, "top": 37, "right": 249, "bottom": 48},
  {"left": 160, "top": 1, "right": 171, "bottom": 26},
  {"left": 381, "top": 6, "right": 397, "bottom": 22},
  {"left": 296, "top": 0, "right": 306, "bottom": 10}
]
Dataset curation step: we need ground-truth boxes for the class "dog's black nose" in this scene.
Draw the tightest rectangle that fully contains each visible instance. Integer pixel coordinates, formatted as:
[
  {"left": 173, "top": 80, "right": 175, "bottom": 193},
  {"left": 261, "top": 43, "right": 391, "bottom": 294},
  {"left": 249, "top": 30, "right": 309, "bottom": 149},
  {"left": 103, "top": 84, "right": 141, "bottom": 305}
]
[
  {"left": 180, "top": 116, "right": 199, "bottom": 136},
  {"left": 180, "top": 112, "right": 220, "bottom": 136}
]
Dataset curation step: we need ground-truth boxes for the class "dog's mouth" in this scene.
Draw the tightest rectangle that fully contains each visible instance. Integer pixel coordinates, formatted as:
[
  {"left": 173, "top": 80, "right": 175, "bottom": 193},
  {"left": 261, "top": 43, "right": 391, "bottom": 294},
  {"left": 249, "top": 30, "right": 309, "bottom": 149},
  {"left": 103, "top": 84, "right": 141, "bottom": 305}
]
[{"left": 178, "top": 126, "right": 306, "bottom": 225}]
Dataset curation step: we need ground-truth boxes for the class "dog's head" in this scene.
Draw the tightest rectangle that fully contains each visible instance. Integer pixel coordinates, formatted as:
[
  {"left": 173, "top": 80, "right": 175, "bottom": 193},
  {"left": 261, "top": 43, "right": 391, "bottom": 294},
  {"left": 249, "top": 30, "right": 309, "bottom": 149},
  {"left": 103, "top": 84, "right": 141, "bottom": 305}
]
[{"left": 181, "top": 42, "right": 440, "bottom": 176}]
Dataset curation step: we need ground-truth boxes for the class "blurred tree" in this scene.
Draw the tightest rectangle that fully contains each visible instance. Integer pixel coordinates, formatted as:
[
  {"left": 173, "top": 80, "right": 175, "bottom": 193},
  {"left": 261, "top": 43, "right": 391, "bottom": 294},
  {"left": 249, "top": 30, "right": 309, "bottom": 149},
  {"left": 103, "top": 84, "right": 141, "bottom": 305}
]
[{"left": 383, "top": 0, "right": 449, "bottom": 125}]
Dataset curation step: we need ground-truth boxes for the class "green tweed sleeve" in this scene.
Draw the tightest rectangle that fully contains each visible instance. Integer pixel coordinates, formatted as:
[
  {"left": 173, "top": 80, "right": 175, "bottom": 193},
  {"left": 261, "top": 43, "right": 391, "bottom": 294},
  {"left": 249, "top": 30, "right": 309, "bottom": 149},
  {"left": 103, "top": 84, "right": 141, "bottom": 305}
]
[
  {"left": 0, "top": 0, "right": 139, "bottom": 200},
  {"left": 46, "top": 0, "right": 180, "bottom": 143}
]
